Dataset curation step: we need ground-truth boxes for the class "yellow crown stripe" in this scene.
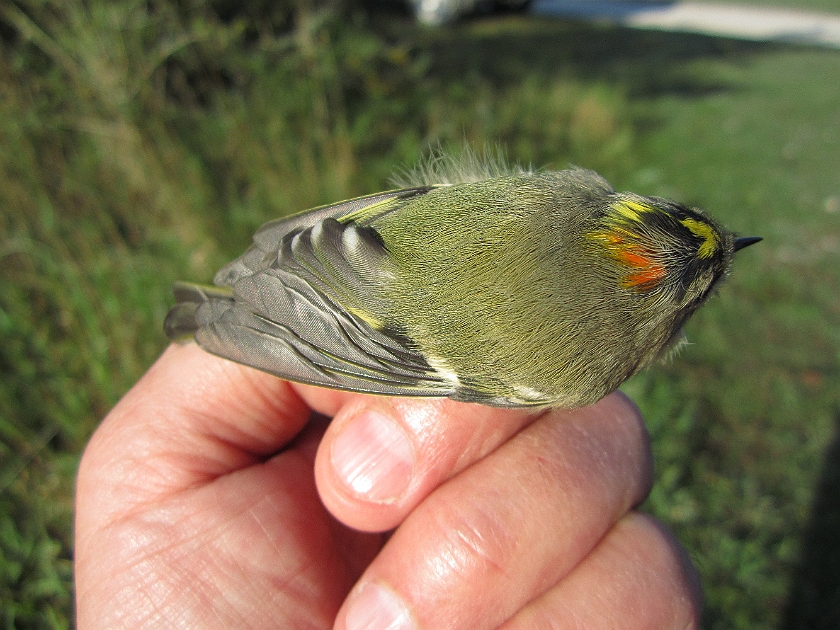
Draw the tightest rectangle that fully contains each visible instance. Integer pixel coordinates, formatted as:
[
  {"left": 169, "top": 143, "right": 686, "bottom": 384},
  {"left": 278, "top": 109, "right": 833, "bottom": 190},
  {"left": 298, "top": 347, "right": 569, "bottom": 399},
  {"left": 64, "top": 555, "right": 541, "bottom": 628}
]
[
  {"left": 680, "top": 218, "right": 718, "bottom": 258},
  {"left": 588, "top": 229, "right": 638, "bottom": 248},
  {"left": 611, "top": 198, "right": 660, "bottom": 222}
]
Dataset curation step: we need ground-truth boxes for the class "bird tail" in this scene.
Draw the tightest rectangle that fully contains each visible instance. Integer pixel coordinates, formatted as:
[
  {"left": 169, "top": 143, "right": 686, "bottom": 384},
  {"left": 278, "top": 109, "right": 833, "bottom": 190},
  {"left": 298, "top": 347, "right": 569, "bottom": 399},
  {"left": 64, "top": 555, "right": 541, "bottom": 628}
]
[{"left": 163, "top": 281, "right": 235, "bottom": 341}]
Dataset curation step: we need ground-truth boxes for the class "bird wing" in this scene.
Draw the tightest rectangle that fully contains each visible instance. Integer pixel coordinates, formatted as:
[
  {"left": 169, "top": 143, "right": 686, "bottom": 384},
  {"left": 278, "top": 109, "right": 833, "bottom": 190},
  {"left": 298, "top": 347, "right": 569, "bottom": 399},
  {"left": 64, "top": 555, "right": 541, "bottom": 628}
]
[
  {"left": 185, "top": 187, "right": 458, "bottom": 397},
  {"left": 213, "top": 186, "right": 436, "bottom": 286}
]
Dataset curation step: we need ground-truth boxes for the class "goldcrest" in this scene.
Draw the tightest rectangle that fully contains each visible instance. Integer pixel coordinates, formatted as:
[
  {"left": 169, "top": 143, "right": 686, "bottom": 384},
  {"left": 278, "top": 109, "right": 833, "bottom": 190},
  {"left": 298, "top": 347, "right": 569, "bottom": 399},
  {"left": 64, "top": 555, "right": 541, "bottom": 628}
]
[{"left": 165, "top": 152, "right": 760, "bottom": 408}]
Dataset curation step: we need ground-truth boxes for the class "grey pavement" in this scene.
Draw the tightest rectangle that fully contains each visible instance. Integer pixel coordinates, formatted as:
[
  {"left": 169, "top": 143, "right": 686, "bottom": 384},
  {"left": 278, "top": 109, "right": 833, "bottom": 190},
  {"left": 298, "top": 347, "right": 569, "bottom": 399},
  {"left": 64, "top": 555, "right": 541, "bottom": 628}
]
[{"left": 530, "top": 1, "right": 840, "bottom": 49}]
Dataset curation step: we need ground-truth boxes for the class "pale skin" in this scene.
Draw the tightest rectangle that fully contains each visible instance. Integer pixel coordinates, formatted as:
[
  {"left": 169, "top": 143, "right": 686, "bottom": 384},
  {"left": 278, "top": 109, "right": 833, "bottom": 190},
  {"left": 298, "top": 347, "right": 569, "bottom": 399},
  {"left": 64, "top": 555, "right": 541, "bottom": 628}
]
[{"left": 75, "top": 343, "right": 701, "bottom": 629}]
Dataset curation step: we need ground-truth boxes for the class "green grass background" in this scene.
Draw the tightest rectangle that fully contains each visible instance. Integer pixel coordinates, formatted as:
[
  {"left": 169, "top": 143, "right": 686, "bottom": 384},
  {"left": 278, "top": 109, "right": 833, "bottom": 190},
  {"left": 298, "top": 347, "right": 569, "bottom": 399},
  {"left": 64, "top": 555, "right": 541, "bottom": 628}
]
[{"left": 1, "top": 1, "right": 838, "bottom": 628}]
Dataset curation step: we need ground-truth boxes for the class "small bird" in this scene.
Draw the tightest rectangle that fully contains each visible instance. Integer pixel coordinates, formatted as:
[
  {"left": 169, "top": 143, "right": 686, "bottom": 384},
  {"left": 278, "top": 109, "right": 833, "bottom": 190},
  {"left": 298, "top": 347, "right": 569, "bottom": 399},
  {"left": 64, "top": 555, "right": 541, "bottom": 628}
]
[{"left": 165, "top": 152, "right": 760, "bottom": 408}]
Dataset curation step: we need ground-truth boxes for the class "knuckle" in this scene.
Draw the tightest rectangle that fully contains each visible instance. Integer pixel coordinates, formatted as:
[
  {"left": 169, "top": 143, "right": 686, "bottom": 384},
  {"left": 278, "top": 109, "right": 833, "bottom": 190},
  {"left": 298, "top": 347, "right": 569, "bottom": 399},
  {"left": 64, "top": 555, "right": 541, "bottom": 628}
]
[
  {"left": 529, "top": 392, "right": 655, "bottom": 514},
  {"left": 429, "top": 493, "right": 517, "bottom": 584}
]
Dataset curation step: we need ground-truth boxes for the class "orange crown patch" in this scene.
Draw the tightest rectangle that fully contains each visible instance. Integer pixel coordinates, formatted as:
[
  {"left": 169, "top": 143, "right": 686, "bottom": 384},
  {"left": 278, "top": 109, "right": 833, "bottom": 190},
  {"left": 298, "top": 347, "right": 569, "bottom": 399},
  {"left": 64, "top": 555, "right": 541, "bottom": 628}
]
[{"left": 588, "top": 199, "right": 667, "bottom": 291}]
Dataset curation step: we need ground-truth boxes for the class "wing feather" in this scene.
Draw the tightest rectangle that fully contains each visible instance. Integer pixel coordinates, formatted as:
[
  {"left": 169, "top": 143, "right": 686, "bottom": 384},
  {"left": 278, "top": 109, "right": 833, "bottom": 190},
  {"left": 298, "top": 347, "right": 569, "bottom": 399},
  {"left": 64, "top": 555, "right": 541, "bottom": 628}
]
[{"left": 177, "top": 186, "right": 457, "bottom": 396}]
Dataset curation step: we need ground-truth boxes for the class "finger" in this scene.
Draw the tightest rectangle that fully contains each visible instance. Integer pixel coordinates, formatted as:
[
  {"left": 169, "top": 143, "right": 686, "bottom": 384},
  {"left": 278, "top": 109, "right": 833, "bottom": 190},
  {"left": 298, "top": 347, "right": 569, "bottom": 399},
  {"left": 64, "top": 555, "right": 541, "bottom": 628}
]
[
  {"left": 290, "top": 382, "right": 360, "bottom": 417},
  {"left": 333, "top": 392, "right": 653, "bottom": 630},
  {"left": 499, "top": 513, "right": 702, "bottom": 630},
  {"left": 309, "top": 394, "right": 542, "bottom": 532},
  {"left": 78, "top": 343, "right": 311, "bottom": 518}
]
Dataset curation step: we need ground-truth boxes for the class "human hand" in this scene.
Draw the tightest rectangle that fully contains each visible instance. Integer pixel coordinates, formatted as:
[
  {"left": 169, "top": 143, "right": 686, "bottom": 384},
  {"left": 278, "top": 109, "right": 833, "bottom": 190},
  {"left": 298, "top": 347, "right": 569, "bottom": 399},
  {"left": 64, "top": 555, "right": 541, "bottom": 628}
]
[{"left": 75, "top": 343, "right": 700, "bottom": 629}]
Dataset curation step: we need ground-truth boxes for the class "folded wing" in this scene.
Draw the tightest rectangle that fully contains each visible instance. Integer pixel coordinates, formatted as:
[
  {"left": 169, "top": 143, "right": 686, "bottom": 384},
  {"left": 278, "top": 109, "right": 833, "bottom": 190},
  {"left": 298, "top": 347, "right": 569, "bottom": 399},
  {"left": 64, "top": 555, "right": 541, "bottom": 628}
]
[{"left": 167, "top": 187, "right": 457, "bottom": 397}]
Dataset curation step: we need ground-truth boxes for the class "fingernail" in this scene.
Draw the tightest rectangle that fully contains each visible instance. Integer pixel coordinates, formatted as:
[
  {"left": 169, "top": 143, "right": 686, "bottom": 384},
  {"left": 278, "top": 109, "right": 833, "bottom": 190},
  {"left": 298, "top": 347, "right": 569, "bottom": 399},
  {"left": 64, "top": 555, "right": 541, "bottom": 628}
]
[
  {"left": 344, "top": 583, "right": 415, "bottom": 630},
  {"left": 331, "top": 410, "right": 415, "bottom": 502}
]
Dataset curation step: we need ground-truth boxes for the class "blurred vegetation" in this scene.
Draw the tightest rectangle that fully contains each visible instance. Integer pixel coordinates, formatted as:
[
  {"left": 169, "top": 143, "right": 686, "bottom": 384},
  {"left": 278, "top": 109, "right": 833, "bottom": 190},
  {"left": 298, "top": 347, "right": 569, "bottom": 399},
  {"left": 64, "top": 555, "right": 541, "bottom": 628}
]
[{"left": 0, "top": 0, "right": 838, "bottom": 628}]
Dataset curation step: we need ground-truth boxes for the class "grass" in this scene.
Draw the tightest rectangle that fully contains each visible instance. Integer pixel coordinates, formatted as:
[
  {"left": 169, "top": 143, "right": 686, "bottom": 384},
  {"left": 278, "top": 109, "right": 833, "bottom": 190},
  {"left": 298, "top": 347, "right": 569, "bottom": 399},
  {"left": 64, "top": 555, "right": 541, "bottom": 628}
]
[
  {"left": 1, "top": 1, "right": 839, "bottom": 627},
  {"left": 623, "top": 42, "right": 840, "bottom": 629}
]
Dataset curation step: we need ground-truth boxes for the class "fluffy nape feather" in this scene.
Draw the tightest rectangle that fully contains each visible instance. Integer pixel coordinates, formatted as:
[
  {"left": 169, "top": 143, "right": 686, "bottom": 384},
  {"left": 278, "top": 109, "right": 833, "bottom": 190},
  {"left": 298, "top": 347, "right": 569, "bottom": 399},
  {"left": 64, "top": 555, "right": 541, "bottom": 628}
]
[{"left": 390, "top": 143, "right": 533, "bottom": 188}]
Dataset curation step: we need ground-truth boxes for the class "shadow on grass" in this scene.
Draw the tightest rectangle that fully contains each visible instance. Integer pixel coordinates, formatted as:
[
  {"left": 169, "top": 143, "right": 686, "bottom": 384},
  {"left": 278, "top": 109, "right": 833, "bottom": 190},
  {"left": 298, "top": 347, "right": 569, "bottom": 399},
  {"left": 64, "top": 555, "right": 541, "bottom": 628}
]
[
  {"left": 781, "top": 414, "right": 840, "bottom": 630},
  {"left": 415, "top": 18, "right": 772, "bottom": 99}
]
